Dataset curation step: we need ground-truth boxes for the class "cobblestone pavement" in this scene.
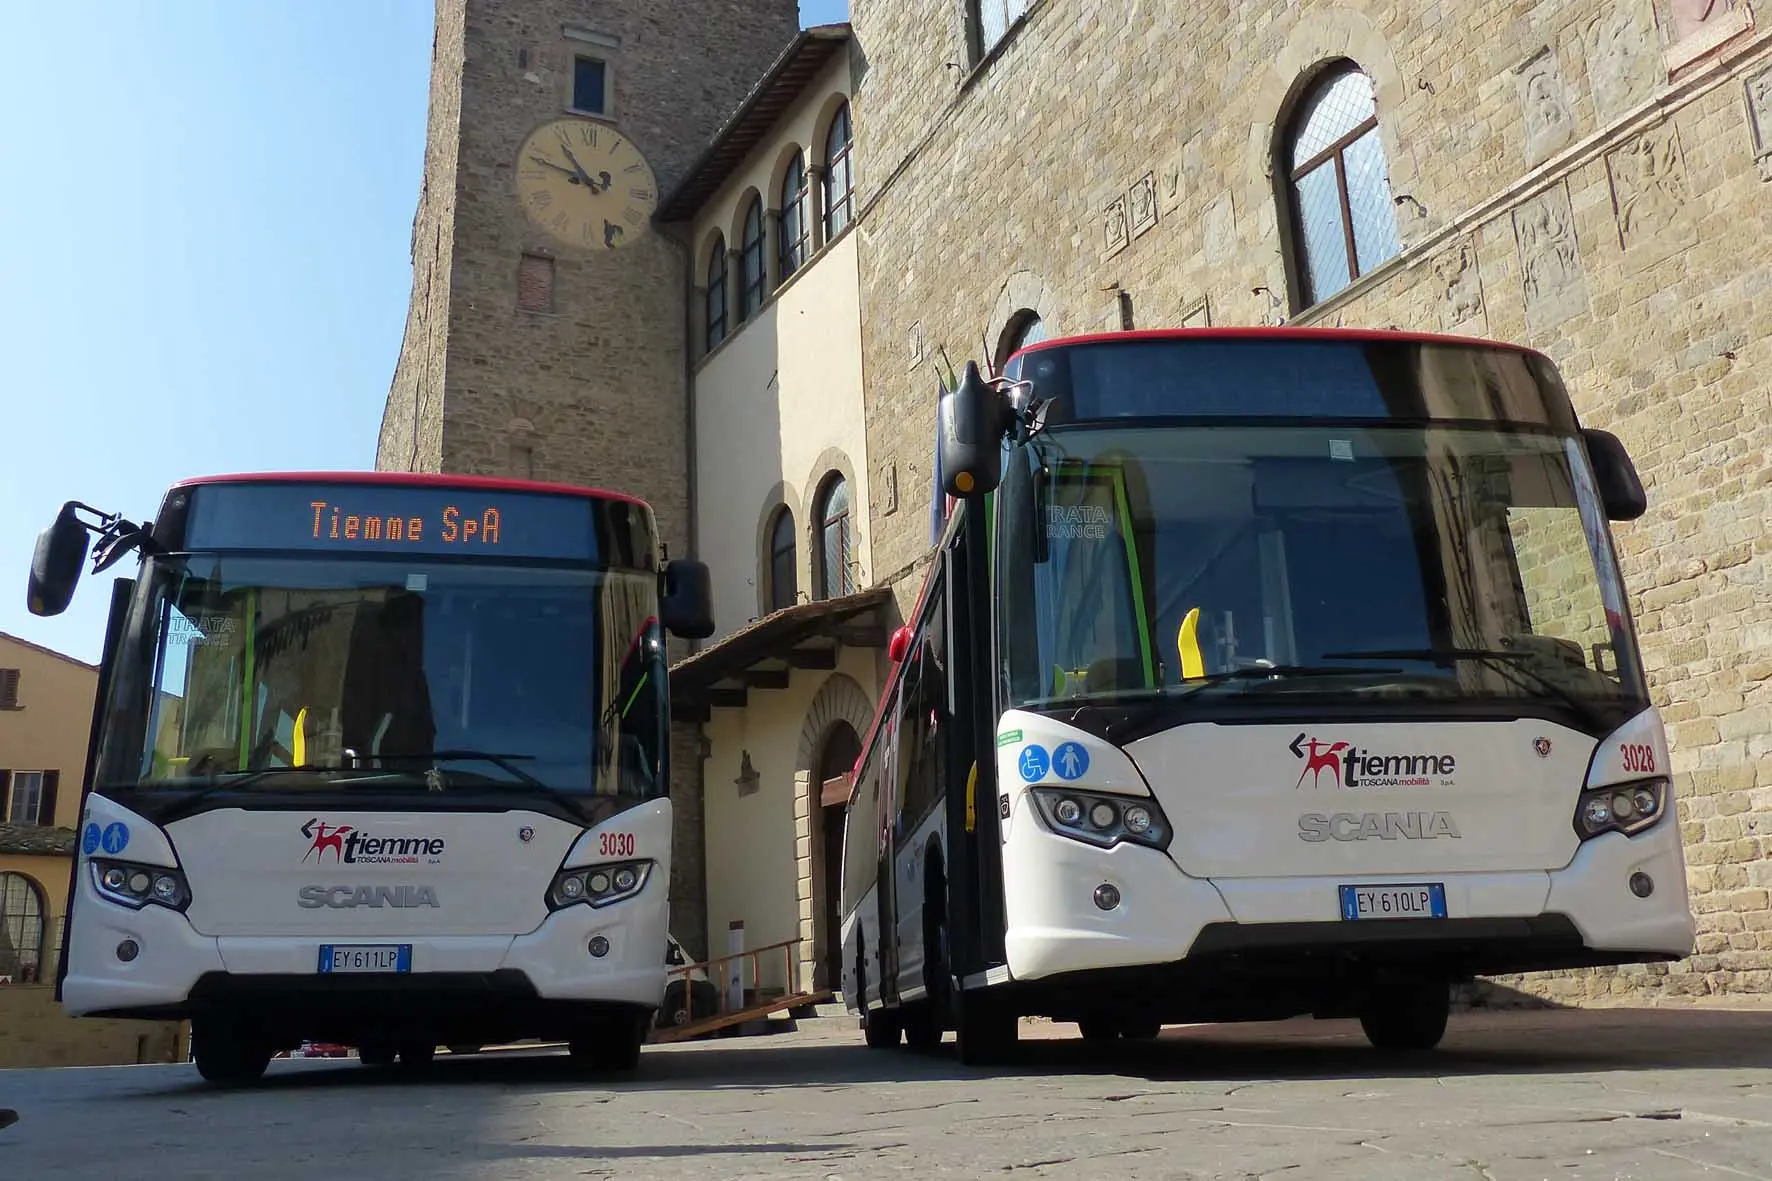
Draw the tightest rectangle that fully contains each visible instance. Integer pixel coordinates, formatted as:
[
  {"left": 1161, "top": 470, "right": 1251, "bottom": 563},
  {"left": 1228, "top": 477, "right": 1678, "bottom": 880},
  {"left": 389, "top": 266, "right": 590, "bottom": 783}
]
[{"left": 4, "top": 1008, "right": 1772, "bottom": 1179}]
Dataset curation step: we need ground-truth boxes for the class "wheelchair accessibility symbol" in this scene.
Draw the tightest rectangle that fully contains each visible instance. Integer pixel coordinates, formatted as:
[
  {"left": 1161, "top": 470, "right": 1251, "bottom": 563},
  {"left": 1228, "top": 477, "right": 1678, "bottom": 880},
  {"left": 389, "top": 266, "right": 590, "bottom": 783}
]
[{"left": 1018, "top": 744, "right": 1049, "bottom": 782}]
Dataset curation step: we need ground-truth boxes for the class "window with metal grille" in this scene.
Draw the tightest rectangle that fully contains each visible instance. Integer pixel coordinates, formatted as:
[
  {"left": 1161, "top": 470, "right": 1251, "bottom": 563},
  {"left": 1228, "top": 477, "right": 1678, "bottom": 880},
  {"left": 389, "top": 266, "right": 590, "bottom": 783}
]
[
  {"left": 705, "top": 234, "right": 728, "bottom": 350},
  {"left": 823, "top": 103, "right": 854, "bottom": 238},
  {"left": 817, "top": 475, "right": 855, "bottom": 600},
  {"left": 0, "top": 668, "right": 17, "bottom": 709},
  {"left": 779, "top": 152, "right": 810, "bottom": 281},
  {"left": 0, "top": 872, "right": 45, "bottom": 984},
  {"left": 768, "top": 507, "right": 797, "bottom": 613},
  {"left": 739, "top": 196, "right": 766, "bottom": 319},
  {"left": 1283, "top": 63, "right": 1402, "bottom": 307}
]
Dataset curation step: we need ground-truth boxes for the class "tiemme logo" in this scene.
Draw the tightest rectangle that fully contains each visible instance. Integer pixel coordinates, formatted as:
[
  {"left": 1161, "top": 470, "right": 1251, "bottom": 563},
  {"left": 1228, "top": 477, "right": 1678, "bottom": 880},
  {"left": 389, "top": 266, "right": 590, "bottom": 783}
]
[{"left": 1290, "top": 732, "right": 1456, "bottom": 790}]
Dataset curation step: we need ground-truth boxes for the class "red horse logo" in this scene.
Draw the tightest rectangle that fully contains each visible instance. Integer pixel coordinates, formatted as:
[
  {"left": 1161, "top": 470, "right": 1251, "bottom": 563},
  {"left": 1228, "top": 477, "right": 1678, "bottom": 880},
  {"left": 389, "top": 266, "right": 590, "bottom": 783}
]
[
  {"left": 1290, "top": 733, "right": 1349, "bottom": 789},
  {"left": 301, "top": 819, "right": 353, "bottom": 862}
]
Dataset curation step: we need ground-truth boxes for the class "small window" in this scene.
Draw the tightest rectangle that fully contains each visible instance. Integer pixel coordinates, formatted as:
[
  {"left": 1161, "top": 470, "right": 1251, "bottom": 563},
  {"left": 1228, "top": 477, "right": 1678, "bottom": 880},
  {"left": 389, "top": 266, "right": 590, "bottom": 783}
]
[
  {"left": 1283, "top": 63, "right": 1403, "bottom": 307},
  {"left": 975, "top": 0, "right": 1032, "bottom": 59},
  {"left": 779, "top": 151, "right": 810, "bottom": 281},
  {"left": 705, "top": 234, "right": 728, "bottom": 351},
  {"left": 572, "top": 56, "right": 607, "bottom": 114},
  {"left": 739, "top": 196, "right": 766, "bottom": 320},
  {"left": 817, "top": 475, "right": 856, "bottom": 600},
  {"left": 517, "top": 253, "right": 554, "bottom": 313},
  {"left": 0, "top": 668, "right": 17, "bottom": 709},
  {"left": 768, "top": 508, "right": 797, "bottom": 613},
  {"left": 823, "top": 104, "right": 854, "bottom": 238},
  {"left": 5, "top": 771, "right": 44, "bottom": 825}
]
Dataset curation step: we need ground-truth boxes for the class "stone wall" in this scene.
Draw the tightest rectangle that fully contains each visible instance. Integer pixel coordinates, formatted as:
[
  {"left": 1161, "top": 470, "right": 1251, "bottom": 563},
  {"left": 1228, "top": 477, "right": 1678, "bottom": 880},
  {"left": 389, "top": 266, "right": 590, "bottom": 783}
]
[
  {"left": 847, "top": 0, "right": 1772, "bottom": 1001},
  {"left": 0, "top": 986, "right": 186, "bottom": 1069}
]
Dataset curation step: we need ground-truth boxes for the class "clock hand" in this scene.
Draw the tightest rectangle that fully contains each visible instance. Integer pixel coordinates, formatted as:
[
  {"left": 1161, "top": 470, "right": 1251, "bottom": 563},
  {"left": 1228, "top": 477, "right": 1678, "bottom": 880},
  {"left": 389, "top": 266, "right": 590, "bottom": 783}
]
[
  {"left": 528, "top": 154, "right": 582, "bottom": 182},
  {"left": 558, "top": 144, "right": 602, "bottom": 190}
]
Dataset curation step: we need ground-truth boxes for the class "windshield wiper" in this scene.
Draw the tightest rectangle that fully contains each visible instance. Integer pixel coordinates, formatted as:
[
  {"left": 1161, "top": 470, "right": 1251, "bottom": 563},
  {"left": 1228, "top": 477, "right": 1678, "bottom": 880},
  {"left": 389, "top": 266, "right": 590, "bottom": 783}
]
[
  {"left": 371, "top": 749, "right": 547, "bottom": 789},
  {"left": 1178, "top": 663, "right": 1405, "bottom": 686},
  {"left": 1321, "top": 647, "right": 1606, "bottom": 729}
]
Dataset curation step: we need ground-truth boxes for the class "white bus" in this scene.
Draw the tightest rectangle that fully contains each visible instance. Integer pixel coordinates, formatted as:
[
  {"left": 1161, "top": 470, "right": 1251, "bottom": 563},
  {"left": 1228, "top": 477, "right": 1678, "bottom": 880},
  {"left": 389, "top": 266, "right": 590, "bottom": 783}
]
[
  {"left": 27, "top": 471, "right": 713, "bottom": 1084},
  {"left": 839, "top": 328, "right": 1694, "bottom": 1064}
]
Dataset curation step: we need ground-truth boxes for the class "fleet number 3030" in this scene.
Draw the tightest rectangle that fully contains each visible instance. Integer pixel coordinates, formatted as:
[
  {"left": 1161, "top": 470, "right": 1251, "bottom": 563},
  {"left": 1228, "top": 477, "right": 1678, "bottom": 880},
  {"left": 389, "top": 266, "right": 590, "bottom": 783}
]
[
  {"left": 1621, "top": 743, "right": 1657, "bottom": 773},
  {"left": 599, "top": 832, "right": 636, "bottom": 857}
]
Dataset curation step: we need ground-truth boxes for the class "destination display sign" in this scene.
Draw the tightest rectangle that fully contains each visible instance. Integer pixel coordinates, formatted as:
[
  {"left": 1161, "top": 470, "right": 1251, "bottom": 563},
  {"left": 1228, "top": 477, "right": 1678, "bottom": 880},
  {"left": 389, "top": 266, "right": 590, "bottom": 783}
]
[{"left": 178, "top": 480, "right": 612, "bottom": 561}]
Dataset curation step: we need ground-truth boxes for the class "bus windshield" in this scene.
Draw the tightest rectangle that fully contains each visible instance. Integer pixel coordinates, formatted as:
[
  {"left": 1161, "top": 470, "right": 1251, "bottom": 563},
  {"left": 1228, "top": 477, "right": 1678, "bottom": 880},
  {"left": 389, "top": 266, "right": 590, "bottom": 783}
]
[
  {"left": 96, "top": 553, "right": 665, "bottom": 819},
  {"left": 994, "top": 421, "right": 1648, "bottom": 732}
]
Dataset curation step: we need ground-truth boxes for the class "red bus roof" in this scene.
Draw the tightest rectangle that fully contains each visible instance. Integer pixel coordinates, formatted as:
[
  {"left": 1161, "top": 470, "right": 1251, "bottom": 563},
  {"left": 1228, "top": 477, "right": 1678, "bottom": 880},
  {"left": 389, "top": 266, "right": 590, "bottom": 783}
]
[
  {"left": 1008, "top": 325, "right": 1549, "bottom": 366},
  {"left": 168, "top": 470, "right": 650, "bottom": 508}
]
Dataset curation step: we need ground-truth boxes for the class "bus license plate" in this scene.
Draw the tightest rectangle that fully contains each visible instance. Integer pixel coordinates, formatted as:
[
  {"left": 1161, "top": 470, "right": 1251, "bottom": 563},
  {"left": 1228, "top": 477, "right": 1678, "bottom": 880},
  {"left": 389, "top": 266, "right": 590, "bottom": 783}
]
[
  {"left": 1338, "top": 883, "right": 1447, "bottom": 920},
  {"left": 318, "top": 944, "right": 412, "bottom": 974}
]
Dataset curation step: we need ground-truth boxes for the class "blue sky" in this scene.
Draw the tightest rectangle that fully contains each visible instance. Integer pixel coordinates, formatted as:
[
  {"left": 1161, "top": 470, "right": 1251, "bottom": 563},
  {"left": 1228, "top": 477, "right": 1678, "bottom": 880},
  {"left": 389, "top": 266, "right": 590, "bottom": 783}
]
[{"left": 0, "top": 1, "right": 847, "bottom": 666}]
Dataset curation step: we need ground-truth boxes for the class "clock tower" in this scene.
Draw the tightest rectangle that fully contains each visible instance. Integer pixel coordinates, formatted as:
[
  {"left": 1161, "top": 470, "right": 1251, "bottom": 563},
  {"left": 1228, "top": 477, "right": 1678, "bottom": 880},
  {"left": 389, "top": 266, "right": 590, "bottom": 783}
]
[
  {"left": 378, "top": 0, "right": 801, "bottom": 561},
  {"left": 377, "top": 0, "right": 802, "bottom": 958}
]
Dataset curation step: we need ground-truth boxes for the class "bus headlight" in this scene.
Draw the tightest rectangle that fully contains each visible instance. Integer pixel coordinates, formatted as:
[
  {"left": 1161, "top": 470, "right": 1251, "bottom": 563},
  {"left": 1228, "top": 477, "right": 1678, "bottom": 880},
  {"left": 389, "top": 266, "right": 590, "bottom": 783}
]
[
  {"left": 1574, "top": 777, "right": 1669, "bottom": 840},
  {"left": 91, "top": 859, "right": 190, "bottom": 912},
  {"left": 1030, "top": 788, "right": 1172, "bottom": 851},
  {"left": 549, "top": 860, "right": 653, "bottom": 910}
]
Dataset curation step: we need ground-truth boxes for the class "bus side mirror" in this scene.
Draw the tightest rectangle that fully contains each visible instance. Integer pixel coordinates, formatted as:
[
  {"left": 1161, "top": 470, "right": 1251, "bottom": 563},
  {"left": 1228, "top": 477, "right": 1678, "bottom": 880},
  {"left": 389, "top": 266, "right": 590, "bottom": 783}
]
[
  {"left": 887, "top": 624, "right": 912, "bottom": 664},
  {"left": 1581, "top": 428, "right": 1647, "bottom": 522},
  {"left": 27, "top": 503, "right": 90, "bottom": 618},
  {"left": 660, "top": 559, "right": 715, "bottom": 639},
  {"left": 941, "top": 360, "right": 1008, "bottom": 498}
]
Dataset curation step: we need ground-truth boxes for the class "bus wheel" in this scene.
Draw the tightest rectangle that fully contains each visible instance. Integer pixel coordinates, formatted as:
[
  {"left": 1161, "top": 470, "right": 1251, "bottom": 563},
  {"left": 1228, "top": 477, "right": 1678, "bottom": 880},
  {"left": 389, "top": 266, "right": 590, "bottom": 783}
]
[
  {"left": 358, "top": 1041, "right": 396, "bottom": 1068},
  {"left": 1121, "top": 1020, "right": 1162, "bottom": 1041},
  {"left": 1077, "top": 1016, "right": 1119, "bottom": 1042},
  {"left": 570, "top": 1015, "right": 645, "bottom": 1072},
  {"left": 955, "top": 992, "right": 1018, "bottom": 1066},
  {"left": 862, "top": 1008, "right": 901, "bottom": 1049},
  {"left": 192, "top": 1019, "right": 272, "bottom": 1086},
  {"left": 1358, "top": 979, "right": 1450, "bottom": 1053},
  {"left": 397, "top": 1043, "right": 437, "bottom": 1070}
]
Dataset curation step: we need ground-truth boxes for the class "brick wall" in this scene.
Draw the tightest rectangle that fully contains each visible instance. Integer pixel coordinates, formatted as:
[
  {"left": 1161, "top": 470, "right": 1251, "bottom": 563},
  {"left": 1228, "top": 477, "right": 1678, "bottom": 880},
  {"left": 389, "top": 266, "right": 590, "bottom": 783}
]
[{"left": 848, "top": 0, "right": 1772, "bottom": 1001}]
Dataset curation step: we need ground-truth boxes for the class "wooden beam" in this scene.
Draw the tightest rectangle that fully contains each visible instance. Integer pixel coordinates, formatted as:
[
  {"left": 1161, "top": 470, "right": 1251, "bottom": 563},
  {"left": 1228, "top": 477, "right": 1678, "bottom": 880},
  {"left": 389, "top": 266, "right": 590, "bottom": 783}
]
[
  {"left": 834, "top": 621, "right": 888, "bottom": 648},
  {"left": 743, "top": 667, "right": 791, "bottom": 690},
  {"left": 788, "top": 646, "right": 838, "bottom": 670},
  {"left": 708, "top": 687, "right": 748, "bottom": 710}
]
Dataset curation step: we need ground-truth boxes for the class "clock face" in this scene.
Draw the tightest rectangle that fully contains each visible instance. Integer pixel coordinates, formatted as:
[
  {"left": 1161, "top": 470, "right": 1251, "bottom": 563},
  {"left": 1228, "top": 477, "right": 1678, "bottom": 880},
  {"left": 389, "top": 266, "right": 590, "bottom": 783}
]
[{"left": 515, "top": 119, "right": 658, "bottom": 250}]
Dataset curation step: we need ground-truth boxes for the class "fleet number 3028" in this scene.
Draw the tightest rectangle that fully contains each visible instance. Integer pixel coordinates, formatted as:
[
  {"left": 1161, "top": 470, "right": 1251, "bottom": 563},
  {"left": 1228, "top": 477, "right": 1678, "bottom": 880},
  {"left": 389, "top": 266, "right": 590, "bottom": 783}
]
[
  {"left": 1621, "top": 743, "right": 1657, "bottom": 773},
  {"left": 599, "top": 832, "right": 636, "bottom": 857}
]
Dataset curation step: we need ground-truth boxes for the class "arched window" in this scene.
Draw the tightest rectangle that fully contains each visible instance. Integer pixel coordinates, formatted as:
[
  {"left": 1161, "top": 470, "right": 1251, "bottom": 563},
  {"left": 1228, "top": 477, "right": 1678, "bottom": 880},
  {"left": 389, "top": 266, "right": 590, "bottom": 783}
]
[
  {"left": 739, "top": 195, "right": 766, "bottom": 320},
  {"left": 997, "top": 309, "right": 1048, "bottom": 369},
  {"left": 816, "top": 474, "right": 855, "bottom": 600},
  {"left": 704, "top": 233, "right": 728, "bottom": 351},
  {"left": 975, "top": 0, "right": 1031, "bottom": 58},
  {"left": 1282, "top": 63, "right": 1403, "bottom": 307},
  {"left": 0, "top": 872, "right": 46, "bottom": 984},
  {"left": 823, "top": 103, "right": 854, "bottom": 238},
  {"left": 767, "top": 507, "right": 797, "bottom": 613},
  {"left": 779, "top": 151, "right": 810, "bottom": 281}
]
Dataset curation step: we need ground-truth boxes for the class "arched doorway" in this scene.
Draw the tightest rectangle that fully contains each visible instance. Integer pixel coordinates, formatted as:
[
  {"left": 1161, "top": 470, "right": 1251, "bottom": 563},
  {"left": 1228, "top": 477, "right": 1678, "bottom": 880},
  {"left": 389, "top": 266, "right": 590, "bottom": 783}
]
[
  {"left": 0, "top": 872, "right": 46, "bottom": 984},
  {"left": 814, "top": 721, "right": 862, "bottom": 990}
]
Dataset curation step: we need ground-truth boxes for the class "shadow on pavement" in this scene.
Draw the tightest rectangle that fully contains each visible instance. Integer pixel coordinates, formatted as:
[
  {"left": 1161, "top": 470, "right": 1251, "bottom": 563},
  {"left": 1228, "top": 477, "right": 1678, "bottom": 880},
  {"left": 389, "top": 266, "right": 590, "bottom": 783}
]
[{"left": 119, "top": 1006, "right": 1772, "bottom": 1099}]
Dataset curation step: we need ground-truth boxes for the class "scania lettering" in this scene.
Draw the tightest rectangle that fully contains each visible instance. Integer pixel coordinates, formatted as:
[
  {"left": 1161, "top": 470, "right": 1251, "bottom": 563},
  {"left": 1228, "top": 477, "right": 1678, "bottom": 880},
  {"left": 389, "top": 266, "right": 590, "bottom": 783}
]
[
  {"left": 27, "top": 471, "right": 714, "bottom": 1085},
  {"left": 837, "top": 328, "right": 1694, "bottom": 1064}
]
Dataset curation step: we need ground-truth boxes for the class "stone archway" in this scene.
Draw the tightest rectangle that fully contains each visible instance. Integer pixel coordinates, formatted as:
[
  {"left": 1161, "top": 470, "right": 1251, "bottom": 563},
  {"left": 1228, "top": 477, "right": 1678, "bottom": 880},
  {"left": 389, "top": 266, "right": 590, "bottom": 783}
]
[{"left": 793, "top": 672, "right": 877, "bottom": 992}]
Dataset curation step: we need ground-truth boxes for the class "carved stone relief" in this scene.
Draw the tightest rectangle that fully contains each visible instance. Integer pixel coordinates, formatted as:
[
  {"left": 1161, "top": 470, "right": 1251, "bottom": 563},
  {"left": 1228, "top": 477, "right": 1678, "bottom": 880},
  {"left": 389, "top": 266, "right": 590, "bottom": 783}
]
[
  {"left": 1605, "top": 122, "right": 1692, "bottom": 250},
  {"left": 908, "top": 320, "right": 924, "bottom": 369},
  {"left": 879, "top": 460, "right": 898, "bottom": 516},
  {"left": 1662, "top": 0, "right": 1750, "bottom": 69},
  {"left": 1747, "top": 63, "right": 1772, "bottom": 181},
  {"left": 1202, "top": 194, "right": 1237, "bottom": 265},
  {"left": 1585, "top": 1, "right": 1661, "bottom": 125},
  {"left": 1102, "top": 195, "right": 1130, "bottom": 258},
  {"left": 1158, "top": 152, "right": 1185, "bottom": 217},
  {"left": 1511, "top": 182, "right": 1590, "bottom": 333},
  {"left": 1180, "top": 296, "right": 1211, "bottom": 328},
  {"left": 1517, "top": 47, "right": 1577, "bottom": 167},
  {"left": 1433, "top": 238, "right": 1486, "bottom": 330},
  {"left": 1128, "top": 172, "right": 1158, "bottom": 239}
]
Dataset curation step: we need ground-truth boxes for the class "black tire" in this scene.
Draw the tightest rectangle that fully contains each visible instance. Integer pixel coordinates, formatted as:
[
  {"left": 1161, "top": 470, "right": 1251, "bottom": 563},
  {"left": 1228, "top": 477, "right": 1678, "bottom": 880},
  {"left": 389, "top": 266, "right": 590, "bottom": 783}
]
[
  {"left": 1077, "top": 1016, "right": 1120, "bottom": 1042},
  {"left": 1121, "top": 1020, "right": 1162, "bottom": 1041},
  {"left": 192, "top": 1020, "right": 272, "bottom": 1086},
  {"left": 862, "top": 1008, "right": 901, "bottom": 1049},
  {"left": 955, "top": 990, "right": 1018, "bottom": 1066},
  {"left": 570, "top": 1015, "right": 644, "bottom": 1072},
  {"left": 358, "top": 1042, "right": 396, "bottom": 1068},
  {"left": 397, "top": 1042, "right": 437, "bottom": 1070},
  {"left": 1359, "top": 979, "right": 1451, "bottom": 1052}
]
